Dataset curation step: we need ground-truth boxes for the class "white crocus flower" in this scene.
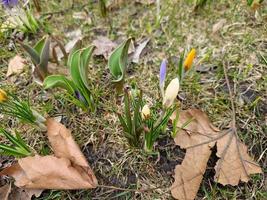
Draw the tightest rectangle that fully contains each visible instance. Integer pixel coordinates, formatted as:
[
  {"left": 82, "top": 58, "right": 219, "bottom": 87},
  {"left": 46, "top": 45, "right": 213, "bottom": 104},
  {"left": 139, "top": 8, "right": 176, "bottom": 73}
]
[{"left": 163, "top": 77, "right": 180, "bottom": 108}]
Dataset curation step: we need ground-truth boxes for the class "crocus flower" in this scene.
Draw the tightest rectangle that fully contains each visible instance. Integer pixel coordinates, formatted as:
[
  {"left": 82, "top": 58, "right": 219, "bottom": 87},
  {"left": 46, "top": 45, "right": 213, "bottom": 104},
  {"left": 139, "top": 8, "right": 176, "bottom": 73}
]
[
  {"left": 74, "top": 90, "right": 87, "bottom": 105},
  {"left": 141, "top": 104, "right": 150, "bottom": 120},
  {"left": 2, "top": 0, "right": 18, "bottom": 8},
  {"left": 184, "top": 48, "right": 196, "bottom": 71},
  {"left": 159, "top": 59, "right": 167, "bottom": 97},
  {"left": 163, "top": 78, "right": 180, "bottom": 108},
  {"left": 0, "top": 89, "right": 8, "bottom": 103}
]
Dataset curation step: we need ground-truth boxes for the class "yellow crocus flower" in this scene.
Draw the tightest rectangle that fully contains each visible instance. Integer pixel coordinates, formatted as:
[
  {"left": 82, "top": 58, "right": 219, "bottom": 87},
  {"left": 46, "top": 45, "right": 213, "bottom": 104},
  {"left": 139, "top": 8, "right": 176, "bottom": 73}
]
[
  {"left": 0, "top": 89, "right": 8, "bottom": 102},
  {"left": 184, "top": 48, "right": 196, "bottom": 71}
]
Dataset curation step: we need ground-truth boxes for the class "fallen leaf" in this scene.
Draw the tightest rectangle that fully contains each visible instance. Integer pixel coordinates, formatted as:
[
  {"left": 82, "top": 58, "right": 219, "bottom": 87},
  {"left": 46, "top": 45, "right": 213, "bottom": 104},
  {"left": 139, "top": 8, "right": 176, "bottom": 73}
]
[
  {"left": 6, "top": 55, "right": 26, "bottom": 77},
  {"left": 212, "top": 19, "right": 226, "bottom": 34},
  {"left": 170, "top": 109, "right": 262, "bottom": 200},
  {"left": 0, "top": 118, "right": 98, "bottom": 190},
  {"left": 8, "top": 187, "right": 42, "bottom": 200},
  {"left": 132, "top": 38, "right": 150, "bottom": 64},
  {"left": 215, "top": 132, "right": 262, "bottom": 185},
  {"left": 65, "top": 29, "right": 83, "bottom": 54},
  {"left": 0, "top": 183, "right": 11, "bottom": 200},
  {"left": 92, "top": 36, "right": 117, "bottom": 60},
  {"left": 170, "top": 109, "right": 219, "bottom": 200}
]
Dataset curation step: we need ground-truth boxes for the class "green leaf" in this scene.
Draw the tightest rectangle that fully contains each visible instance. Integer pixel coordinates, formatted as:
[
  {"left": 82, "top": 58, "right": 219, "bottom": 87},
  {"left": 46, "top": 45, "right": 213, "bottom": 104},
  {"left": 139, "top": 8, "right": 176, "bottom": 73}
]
[
  {"left": 39, "top": 36, "right": 50, "bottom": 75},
  {"left": 34, "top": 36, "right": 46, "bottom": 54},
  {"left": 67, "top": 40, "right": 83, "bottom": 68},
  {"left": 108, "top": 38, "right": 132, "bottom": 83},
  {"left": 19, "top": 42, "right": 40, "bottom": 65},
  {"left": 69, "top": 49, "right": 92, "bottom": 108},
  {"left": 79, "top": 46, "right": 95, "bottom": 90},
  {"left": 124, "top": 89, "right": 132, "bottom": 134},
  {"left": 43, "top": 75, "right": 76, "bottom": 94}
]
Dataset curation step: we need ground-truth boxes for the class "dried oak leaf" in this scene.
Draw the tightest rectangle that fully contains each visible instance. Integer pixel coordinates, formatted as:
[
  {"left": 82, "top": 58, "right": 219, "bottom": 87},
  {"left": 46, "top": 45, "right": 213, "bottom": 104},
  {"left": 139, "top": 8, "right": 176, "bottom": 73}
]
[
  {"left": 170, "top": 109, "right": 262, "bottom": 200},
  {"left": 215, "top": 132, "right": 262, "bottom": 185},
  {"left": 0, "top": 183, "right": 11, "bottom": 200},
  {"left": 0, "top": 118, "right": 98, "bottom": 190},
  {"left": 170, "top": 109, "right": 220, "bottom": 200},
  {"left": 92, "top": 36, "right": 117, "bottom": 60}
]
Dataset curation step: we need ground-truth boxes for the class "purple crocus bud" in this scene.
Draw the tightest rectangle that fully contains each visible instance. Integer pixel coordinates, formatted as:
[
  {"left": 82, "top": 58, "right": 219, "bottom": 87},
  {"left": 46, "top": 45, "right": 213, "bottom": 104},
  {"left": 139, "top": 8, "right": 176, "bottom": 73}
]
[
  {"left": 74, "top": 90, "right": 87, "bottom": 105},
  {"left": 159, "top": 59, "right": 167, "bottom": 88},
  {"left": 2, "top": 0, "right": 18, "bottom": 8}
]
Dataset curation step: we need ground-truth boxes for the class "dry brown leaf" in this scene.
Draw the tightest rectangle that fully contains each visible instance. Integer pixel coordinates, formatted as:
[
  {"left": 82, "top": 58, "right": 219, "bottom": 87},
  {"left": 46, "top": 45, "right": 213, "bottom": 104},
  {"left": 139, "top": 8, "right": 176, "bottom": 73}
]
[
  {"left": 0, "top": 118, "right": 97, "bottom": 190},
  {"left": 215, "top": 132, "right": 262, "bottom": 185},
  {"left": 92, "top": 36, "right": 117, "bottom": 60},
  {"left": 8, "top": 187, "right": 42, "bottom": 200},
  {"left": 132, "top": 38, "right": 150, "bottom": 64},
  {"left": 6, "top": 55, "right": 26, "bottom": 77},
  {"left": 0, "top": 183, "right": 11, "bottom": 200},
  {"left": 170, "top": 109, "right": 262, "bottom": 200},
  {"left": 170, "top": 109, "right": 220, "bottom": 200}
]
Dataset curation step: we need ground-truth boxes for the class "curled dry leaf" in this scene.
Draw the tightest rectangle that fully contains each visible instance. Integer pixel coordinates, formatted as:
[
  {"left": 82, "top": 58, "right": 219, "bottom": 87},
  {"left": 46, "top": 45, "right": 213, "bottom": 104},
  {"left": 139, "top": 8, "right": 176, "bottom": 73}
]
[
  {"left": 170, "top": 109, "right": 262, "bottom": 200},
  {"left": 92, "top": 36, "right": 117, "bottom": 60},
  {"left": 6, "top": 55, "right": 26, "bottom": 77},
  {"left": 0, "top": 118, "right": 97, "bottom": 190},
  {"left": 132, "top": 38, "right": 150, "bottom": 64}
]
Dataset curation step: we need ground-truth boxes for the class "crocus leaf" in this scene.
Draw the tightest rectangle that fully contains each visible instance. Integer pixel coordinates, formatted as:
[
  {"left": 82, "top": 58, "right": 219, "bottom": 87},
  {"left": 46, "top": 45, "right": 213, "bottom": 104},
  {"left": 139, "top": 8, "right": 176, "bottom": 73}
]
[
  {"left": 34, "top": 36, "right": 46, "bottom": 55},
  {"left": 67, "top": 40, "right": 83, "bottom": 68},
  {"left": 69, "top": 49, "right": 91, "bottom": 107},
  {"left": 108, "top": 38, "right": 132, "bottom": 83},
  {"left": 43, "top": 75, "right": 76, "bottom": 94},
  {"left": 79, "top": 46, "right": 95, "bottom": 90},
  {"left": 19, "top": 42, "right": 40, "bottom": 66},
  {"left": 38, "top": 36, "right": 50, "bottom": 75}
]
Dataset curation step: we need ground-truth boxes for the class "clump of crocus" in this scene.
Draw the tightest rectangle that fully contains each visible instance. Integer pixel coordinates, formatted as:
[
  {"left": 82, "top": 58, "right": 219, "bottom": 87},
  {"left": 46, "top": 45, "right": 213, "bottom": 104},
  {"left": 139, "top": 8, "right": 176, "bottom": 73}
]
[
  {"left": 0, "top": 89, "right": 46, "bottom": 130},
  {"left": 108, "top": 38, "right": 132, "bottom": 93},
  {"left": 44, "top": 45, "right": 96, "bottom": 112},
  {"left": 2, "top": 0, "right": 40, "bottom": 34}
]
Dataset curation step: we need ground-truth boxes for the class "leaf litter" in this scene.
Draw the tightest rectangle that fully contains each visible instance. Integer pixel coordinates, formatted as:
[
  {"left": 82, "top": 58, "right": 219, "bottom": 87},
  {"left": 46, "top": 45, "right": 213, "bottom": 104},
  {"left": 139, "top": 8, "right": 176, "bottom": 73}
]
[
  {"left": 170, "top": 109, "right": 262, "bottom": 200},
  {"left": 6, "top": 55, "right": 26, "bottom": 77},
  {"left": 0, "top": 118, "right": 97, "bottom": 197}
]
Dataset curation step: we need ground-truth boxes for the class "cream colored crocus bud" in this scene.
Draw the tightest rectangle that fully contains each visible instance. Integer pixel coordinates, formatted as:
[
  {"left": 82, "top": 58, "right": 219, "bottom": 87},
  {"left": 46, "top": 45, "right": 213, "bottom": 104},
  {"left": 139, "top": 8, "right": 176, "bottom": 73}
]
[
  {"left": 141, "top": 104, "right": 150, "bottom": 120},
  {"left": 163, "top": 78, "right": 180, "bottom": 108}
]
